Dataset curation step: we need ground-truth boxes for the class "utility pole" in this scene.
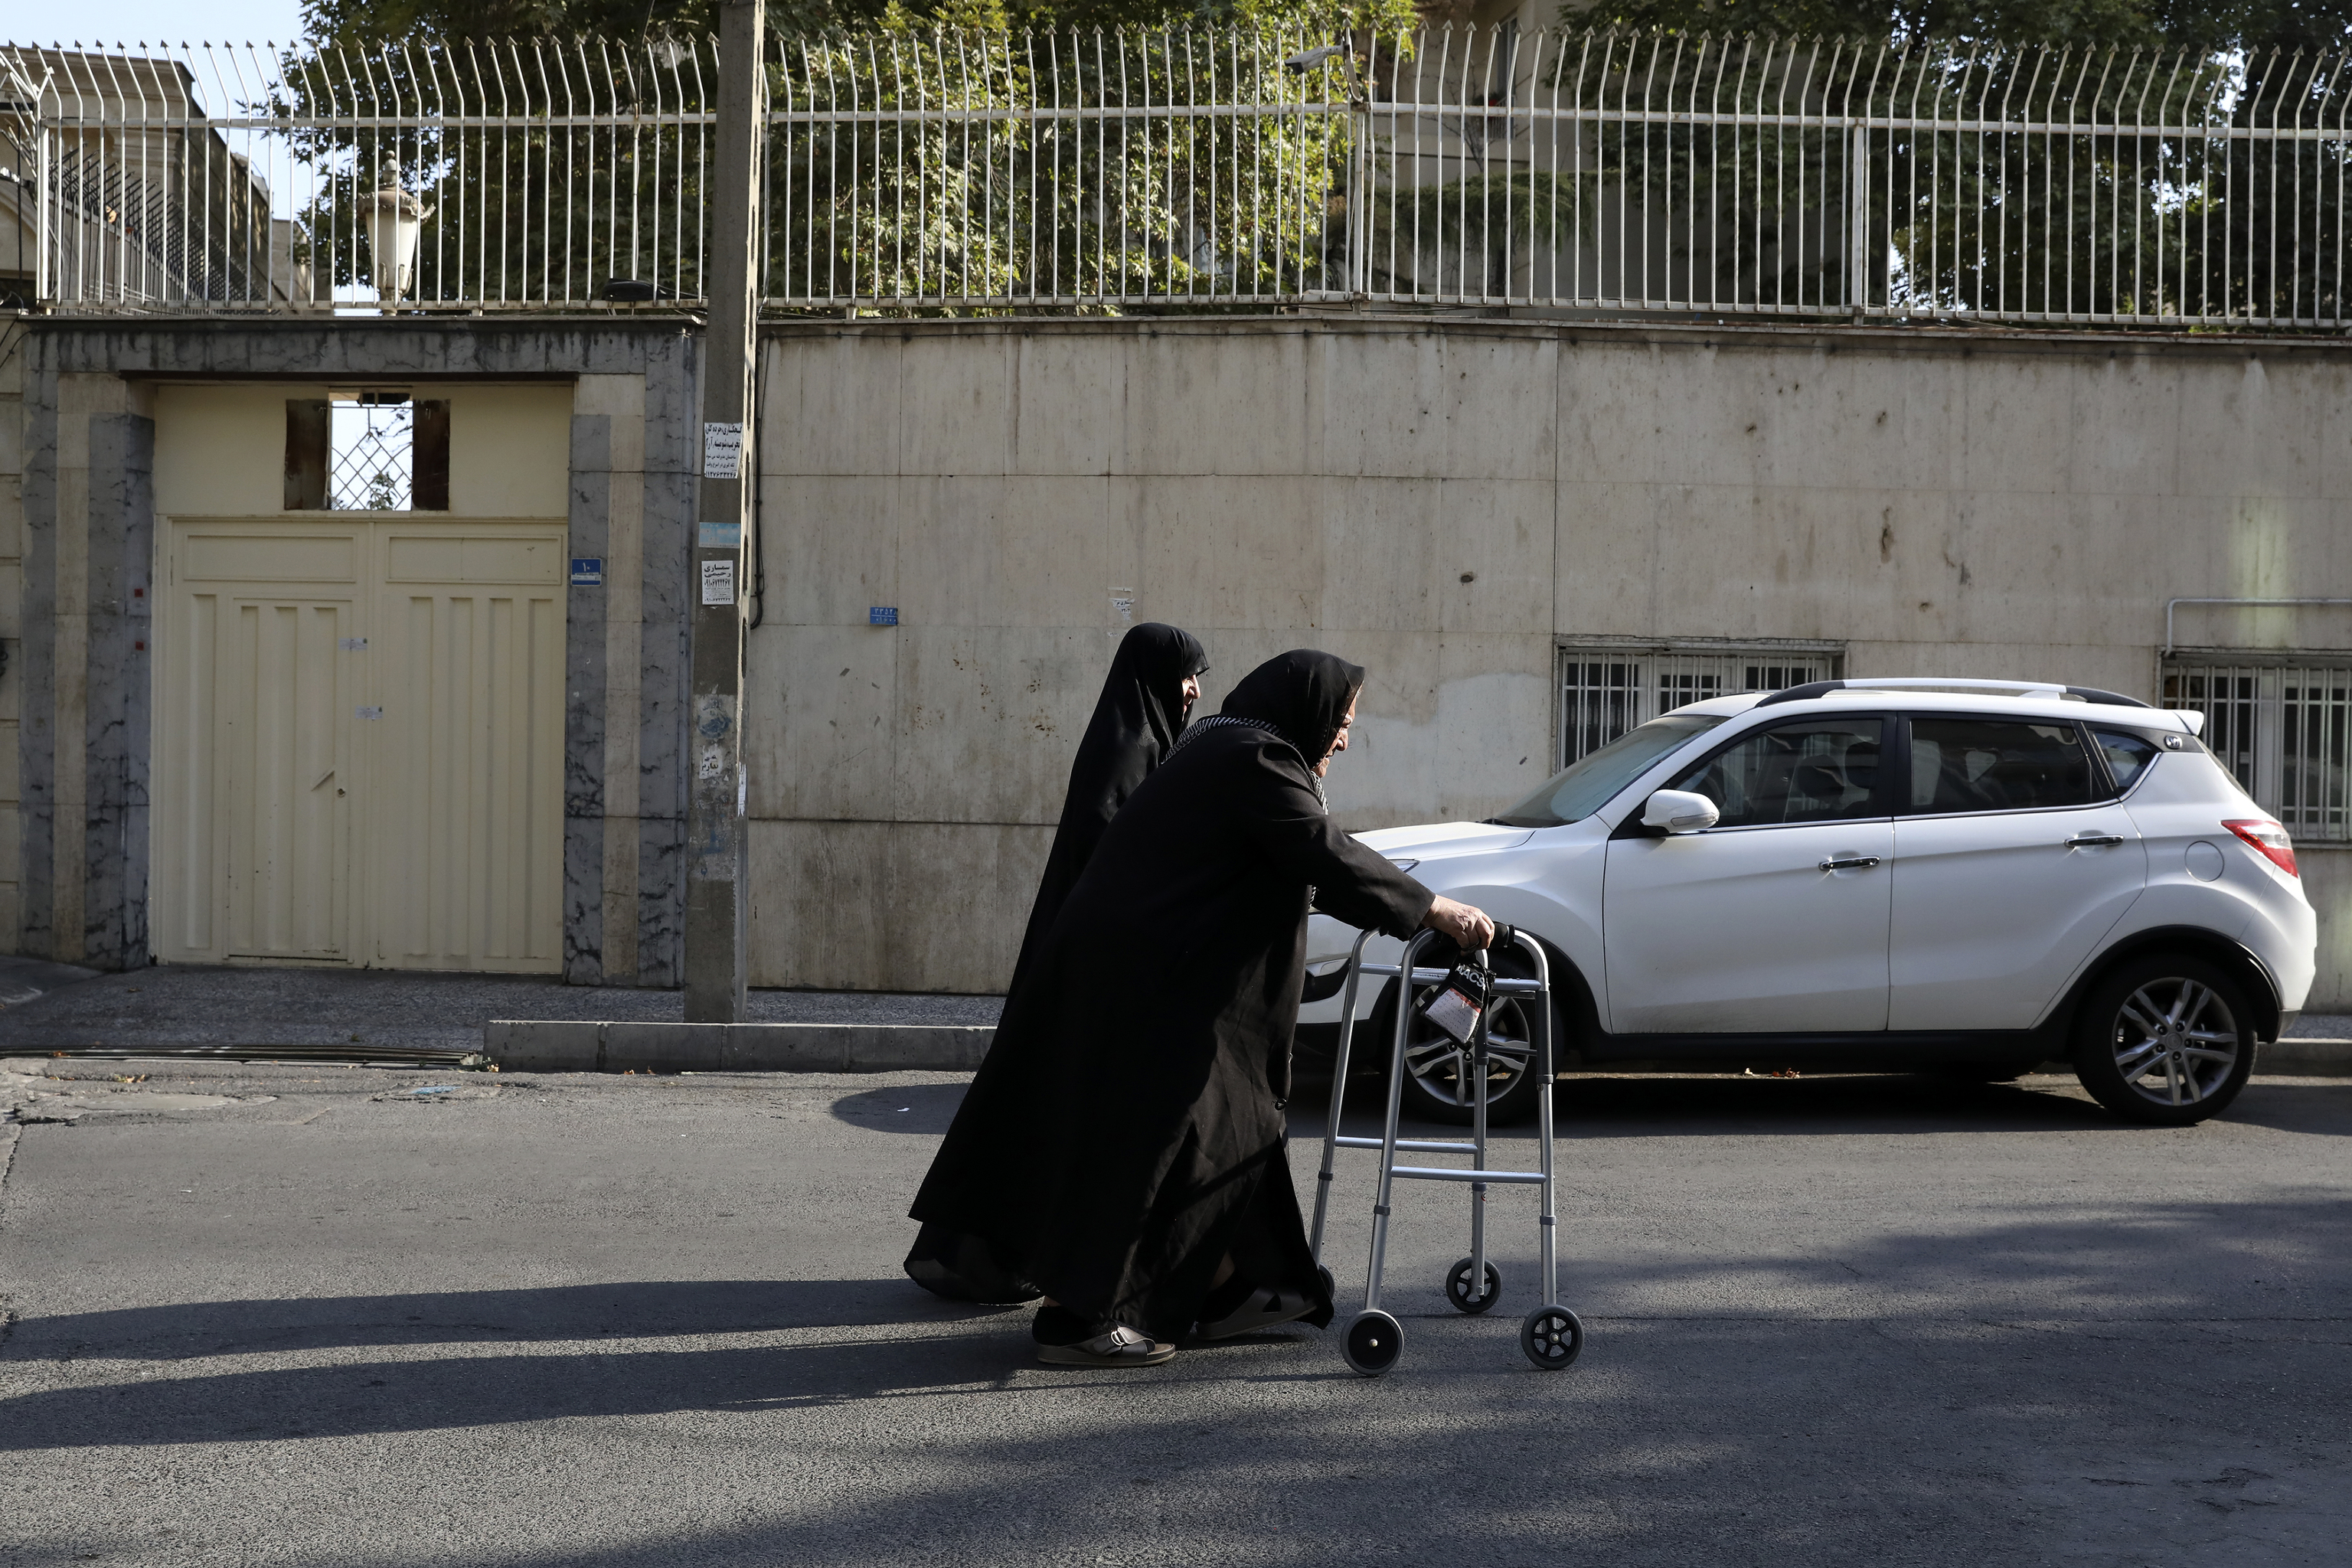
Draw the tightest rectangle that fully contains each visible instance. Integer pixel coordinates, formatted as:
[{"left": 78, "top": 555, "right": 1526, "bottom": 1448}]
[{"left": 685, "top": 0, "right": 763, "bottom": 1022}]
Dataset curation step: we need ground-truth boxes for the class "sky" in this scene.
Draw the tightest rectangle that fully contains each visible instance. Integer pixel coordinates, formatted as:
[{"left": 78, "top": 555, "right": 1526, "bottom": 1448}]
[{"left": 11, "top": 0, "right": 308, "bottom": 44}]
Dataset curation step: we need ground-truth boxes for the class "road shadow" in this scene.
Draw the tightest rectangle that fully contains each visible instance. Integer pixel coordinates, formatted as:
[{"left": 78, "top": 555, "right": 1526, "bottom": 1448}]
[
  {"left": 2217, "top": 1079, "right": 2352, "bottom": 1136},
  {"left": 6, "top": 1190, "right": 2346, "bottom": 1459},
  {"left": 829, "top": 1081, "right": 968, "bottom": 1134},
  {"left": 2, "top": 1279, "right": 1003, "bottom": 1364},
  {"left": 1286, "top": 1069, "right": 2352, "bottom": 1142}
]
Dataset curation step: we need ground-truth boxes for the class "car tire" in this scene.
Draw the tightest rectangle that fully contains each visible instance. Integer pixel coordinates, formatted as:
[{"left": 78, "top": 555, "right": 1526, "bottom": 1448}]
[
  {"left": 2070, "top": 953, "right": 2257, "bottom": 1126},
  {"left": 1390, "top": 950, "right": 1554, "bottom": 1128}
]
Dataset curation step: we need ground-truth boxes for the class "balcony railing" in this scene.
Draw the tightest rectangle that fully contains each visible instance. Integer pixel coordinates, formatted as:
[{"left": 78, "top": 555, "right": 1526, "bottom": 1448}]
[{"left": 7, "top": 29, "right": 2352, "bottom": 327}]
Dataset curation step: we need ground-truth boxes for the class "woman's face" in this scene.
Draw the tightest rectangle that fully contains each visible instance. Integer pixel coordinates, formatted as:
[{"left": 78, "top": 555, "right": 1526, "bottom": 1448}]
[
  {"left": 1180, "top": 673, "right": 1202, "bottom": 713},
  {"left": 1315, "top": 695, "right": 1358, "bottom": 779}
]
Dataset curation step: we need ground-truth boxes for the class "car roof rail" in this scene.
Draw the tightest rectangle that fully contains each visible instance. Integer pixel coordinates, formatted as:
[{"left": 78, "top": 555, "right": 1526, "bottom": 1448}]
[{"left": 1753, "top": 677, "right": 2155, "bottom": 710}]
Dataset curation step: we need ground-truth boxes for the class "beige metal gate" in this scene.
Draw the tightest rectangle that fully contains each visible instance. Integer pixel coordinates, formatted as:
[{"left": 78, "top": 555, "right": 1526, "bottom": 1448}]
[{"left": 153, "top": 518, "right": 568, "bottom": 972}]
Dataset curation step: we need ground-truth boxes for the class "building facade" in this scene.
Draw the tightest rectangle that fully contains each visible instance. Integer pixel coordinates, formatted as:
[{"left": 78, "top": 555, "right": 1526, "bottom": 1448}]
[{"left": 1, "top": 312, "right": 2346, "bottom": 1008}]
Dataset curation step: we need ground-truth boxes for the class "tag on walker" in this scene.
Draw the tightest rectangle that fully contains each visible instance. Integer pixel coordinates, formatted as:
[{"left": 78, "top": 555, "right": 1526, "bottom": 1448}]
[{"left": 1417, "top": 961, "right": 1492, "bottom": 1046}]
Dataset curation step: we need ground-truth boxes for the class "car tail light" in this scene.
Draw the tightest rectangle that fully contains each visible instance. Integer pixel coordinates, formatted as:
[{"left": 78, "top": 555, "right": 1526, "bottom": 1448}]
[{"left": 2223, "top": 819, "right": 2298, "bottom": 877}]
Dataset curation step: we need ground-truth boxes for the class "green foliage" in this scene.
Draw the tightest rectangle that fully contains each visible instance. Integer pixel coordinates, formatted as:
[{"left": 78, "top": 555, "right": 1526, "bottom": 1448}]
[
  {"left": 1540, "top": 31, "right": 2352, "bottom": 322},
  {"left": 298, "top": 0, "right": 1419, "bottom": 43},
  {"left": 1569, "top": 0, "right": 2352, "bottom": 53},
  {"left": 768, "top": 27, "right": 1366, "bottom": 308}
]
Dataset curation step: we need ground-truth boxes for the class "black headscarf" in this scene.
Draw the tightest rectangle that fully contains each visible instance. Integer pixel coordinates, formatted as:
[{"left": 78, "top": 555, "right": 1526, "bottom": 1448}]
[
  {"left": 1062, "top": 623, "right": 1210, "bottom": 824},
  {"left": 1001, "top": 622, "right": 1208, "bottom": 998},
  {"left": 1213, "top": 648, "right": 1365, "bottom": 766}
]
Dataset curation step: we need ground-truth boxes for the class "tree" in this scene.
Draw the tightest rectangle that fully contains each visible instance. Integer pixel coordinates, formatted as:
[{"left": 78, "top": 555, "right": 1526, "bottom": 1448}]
[
  {"left": 1571, "top": 0, "right": 2352, "bottom": 53},
  {"left": 282, "top": 0, "right": 1416, "bottom": 312}
]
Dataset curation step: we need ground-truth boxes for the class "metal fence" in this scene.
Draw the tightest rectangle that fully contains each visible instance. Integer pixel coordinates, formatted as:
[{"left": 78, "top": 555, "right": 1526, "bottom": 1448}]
[{"left": 8, "top": 29, "right": 2352, "bottom": 325}]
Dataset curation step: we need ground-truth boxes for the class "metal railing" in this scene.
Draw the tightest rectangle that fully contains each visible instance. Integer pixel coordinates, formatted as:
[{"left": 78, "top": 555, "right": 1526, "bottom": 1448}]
[{"left": 8, "top": 29, "right": 2352, "bottom": 326}]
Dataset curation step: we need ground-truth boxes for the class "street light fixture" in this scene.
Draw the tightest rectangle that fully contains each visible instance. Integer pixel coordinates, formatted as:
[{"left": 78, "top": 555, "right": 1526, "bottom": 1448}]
[{"left": 364, "top": 158, "right": 431, "bottom": 310}]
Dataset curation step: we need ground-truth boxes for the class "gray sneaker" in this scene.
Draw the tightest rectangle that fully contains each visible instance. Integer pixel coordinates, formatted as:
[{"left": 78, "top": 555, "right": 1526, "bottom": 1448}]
[
  {"left": 1196, "top": 1285, "right": 1314, "bottom": 1341},
  {"left": 1035, "top": 1325, "right": 1178, "bottom": 1367}
]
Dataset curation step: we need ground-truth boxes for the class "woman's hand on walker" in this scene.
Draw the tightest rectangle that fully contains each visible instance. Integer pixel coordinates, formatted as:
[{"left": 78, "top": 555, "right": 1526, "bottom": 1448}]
[{"left": 1422, "top": 896, "right": 1495, "bottom": 952}]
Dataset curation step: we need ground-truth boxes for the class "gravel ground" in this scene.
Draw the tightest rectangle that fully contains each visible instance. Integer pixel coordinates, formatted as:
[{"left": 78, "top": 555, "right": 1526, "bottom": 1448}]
[{"left": 1, "top": 1058, "right": 2346, "bottom": 1567}]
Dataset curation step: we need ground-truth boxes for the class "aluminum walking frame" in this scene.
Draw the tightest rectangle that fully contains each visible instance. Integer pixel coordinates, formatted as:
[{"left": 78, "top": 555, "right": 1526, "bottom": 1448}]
[{"left": 1308, "top": 923, "right": 1581, "bottom": 1374}]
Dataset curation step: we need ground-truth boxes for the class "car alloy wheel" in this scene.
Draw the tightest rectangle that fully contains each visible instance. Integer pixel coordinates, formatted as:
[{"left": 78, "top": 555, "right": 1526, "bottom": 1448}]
[
  {"left": 2109, "top": 975, "right": 2240, "bottom": 1109},
  {"left": 2072, "top": 954, "right": 2257, "bottom": 1126},
  {"left": 1398, "top": 988, "right": 1539, "bottom": 1124}
]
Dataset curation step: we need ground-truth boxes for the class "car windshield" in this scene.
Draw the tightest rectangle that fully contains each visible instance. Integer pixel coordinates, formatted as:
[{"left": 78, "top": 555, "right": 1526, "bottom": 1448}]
[{"left": 1488, "top": 714, "right": 1727, "bottom": 828}]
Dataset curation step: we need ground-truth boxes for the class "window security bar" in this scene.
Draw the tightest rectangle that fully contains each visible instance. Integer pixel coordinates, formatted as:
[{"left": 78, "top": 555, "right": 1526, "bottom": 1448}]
[
  {"left": 2164, "top": 657, "right": 2352, "bottom": 843},
  {"left": 15, "top": 29, "right": 2352, "bottom": 325}
]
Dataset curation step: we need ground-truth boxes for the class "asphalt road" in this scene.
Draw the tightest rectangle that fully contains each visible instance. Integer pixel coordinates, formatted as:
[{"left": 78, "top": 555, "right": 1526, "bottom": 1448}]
[{"left": 2, "top": 1060, "right": 2347, "bottom": 1567}]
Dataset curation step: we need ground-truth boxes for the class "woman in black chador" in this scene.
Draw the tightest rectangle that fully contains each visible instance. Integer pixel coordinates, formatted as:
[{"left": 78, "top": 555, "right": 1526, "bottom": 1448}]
[
  {"left": 902, "top": 621, "right": 1207, "bottom": 1304},
  {"left": 1010, "top": 621, "right": 1210, "bottom": 994},
  {"left": 909, "top": 649, "right": 1495, "bottom": 1367}
]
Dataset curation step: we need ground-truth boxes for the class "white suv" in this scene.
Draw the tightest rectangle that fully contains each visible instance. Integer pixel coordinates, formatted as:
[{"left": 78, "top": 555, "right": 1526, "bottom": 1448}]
[{"left": 1302, "top": 678, "right": 2317, "bottom": 1128}]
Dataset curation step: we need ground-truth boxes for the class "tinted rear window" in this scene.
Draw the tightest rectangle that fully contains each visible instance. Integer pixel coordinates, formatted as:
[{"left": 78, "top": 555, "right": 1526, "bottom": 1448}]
[
  {"left": 2091, "top": 728, "right": 2161, "bottom": 794},
  {"left": 1907, "top": 717, "right": 2097, "bottom": 812}
]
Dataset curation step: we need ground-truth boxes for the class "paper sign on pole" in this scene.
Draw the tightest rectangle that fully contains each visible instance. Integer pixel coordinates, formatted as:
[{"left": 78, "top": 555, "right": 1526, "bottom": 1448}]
[
  {"left": 702, "top": 422, "right": 743, "bottom": 479},
  {"left": 701, "top": 560, "right": 737, "bottom": 606}
]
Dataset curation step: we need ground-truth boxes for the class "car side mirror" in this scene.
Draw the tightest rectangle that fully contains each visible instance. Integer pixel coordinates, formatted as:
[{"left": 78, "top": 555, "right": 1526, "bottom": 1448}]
[{"left": 1641, "top": 789, "right": 1720, "bottom": 835}]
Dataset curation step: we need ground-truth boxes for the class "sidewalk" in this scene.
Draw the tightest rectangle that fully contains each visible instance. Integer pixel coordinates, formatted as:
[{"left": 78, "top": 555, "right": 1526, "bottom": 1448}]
[
  {"left": 0, "top": 958, "right": 1002, "bottom": 1068},
  {"left": 0, "top": 956, "right": 2343, "bottom": 1073}
]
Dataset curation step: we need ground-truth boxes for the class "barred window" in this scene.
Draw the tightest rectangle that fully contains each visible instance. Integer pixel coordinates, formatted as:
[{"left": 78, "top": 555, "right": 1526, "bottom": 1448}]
[
  {"left": 2164, "top": 658, "right": 2352, "bottom": 842},
  {"left": 1557, "top": 645, "right": 1842, "bottom": 766}
]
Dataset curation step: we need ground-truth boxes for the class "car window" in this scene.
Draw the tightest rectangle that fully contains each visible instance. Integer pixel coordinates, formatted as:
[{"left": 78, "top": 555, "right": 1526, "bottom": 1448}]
[
  {"left": 1669, "top": 719, "right": 1885, "bottom": 828},
  {"left": 2090, "top": 728, "right": 2161, "bottom": 795},
  {"left": 1491, "top": 714, "right": 1726, "bottom": 827},
  {"left": 1906, "top": 717, "right": 2097, "bottom": 813}
]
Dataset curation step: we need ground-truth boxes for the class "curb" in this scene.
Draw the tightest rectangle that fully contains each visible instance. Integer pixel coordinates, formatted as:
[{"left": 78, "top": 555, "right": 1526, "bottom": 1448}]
[
  {"left": 485, "top": 1020, "right": 995, "bottom": 1073},
  {"left": 2261, "top": 1038, "right": 2352, "bottom": 1076}
]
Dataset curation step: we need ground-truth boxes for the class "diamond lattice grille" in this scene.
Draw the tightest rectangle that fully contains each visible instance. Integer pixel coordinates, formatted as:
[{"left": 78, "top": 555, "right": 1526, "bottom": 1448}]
[{"left": 331, "top": 400, "right": 414, "bottom": 511}]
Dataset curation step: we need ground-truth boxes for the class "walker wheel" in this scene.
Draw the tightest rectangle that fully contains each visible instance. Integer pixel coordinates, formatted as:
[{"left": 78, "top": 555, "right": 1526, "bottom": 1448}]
[
  {"left": 1445, "top": 1257, "right": 1503, "bottom": 1315},
  {"left": 1342, "top": 1310, "right": 1404, "bottom": 1377},
  {"left": 1520, "top": 1305, "right": 1584, "bottom": 1370}
]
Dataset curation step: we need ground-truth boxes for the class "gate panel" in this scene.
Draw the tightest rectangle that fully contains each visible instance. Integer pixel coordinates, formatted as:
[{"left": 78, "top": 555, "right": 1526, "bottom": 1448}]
[
  {"left": 373, "top": 526, "right": 567, "bottom": 971},
  {"left": 155, "top": 522, "right": 362, "bottom": 964},
  {"left": 227, "top": 599, "right": 355, "bottom": 959}
]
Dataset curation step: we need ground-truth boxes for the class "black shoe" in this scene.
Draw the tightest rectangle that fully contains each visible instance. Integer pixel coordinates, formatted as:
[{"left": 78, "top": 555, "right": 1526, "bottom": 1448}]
[
  {"left": 1197, "top": 1284, "right": 1315, "bottom": 1341},
  {"left": 1031, "top": 1304, "right": 1093, "bottom": 1347},
  {"left": 1036, "top": 1325, "right": 1177, "bottom": 1367}
]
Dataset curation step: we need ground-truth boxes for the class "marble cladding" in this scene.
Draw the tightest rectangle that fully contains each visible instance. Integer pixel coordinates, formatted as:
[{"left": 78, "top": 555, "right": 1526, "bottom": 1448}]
[{"left": 13, "top": 373, "right": 55, "bottom": 961}]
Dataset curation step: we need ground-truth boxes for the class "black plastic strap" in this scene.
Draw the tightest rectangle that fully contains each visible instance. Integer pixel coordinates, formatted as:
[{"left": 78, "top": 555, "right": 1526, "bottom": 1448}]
[
  {"left": 1316, "top": 1171, "right": 1333, "bottom": 1182},
  {"left": 1540, "top": 1214, "right": 1557, "bottom": 1226},
  {"left": 1374, "top": 1204, "right": 1391, "bottom": 1217}
]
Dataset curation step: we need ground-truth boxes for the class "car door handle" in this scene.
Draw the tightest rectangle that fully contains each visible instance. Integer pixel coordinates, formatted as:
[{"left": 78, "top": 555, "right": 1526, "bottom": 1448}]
[
  {"left": 2065, "top": 833, "right": 2126, "bottom": 848},
  {"left": 1818, "top": 855, "right": 1882, "bottom": 871}
]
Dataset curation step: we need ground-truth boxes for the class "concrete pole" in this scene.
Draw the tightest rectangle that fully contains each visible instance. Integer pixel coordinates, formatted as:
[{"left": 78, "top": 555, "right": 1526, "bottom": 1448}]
[{"left": 685, "top": 0, "right": 764, "bottom": 1023}]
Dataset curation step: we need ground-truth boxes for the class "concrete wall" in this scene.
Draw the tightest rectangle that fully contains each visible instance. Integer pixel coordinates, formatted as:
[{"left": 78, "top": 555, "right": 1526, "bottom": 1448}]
[
  {"left": 8, "top": 312, "right": 2346, "bottom": 1010},
  {"left": 14, "top": 321, "right": 699, "bottom": 982},
  {"left": 750, "top": 317, "right": 2352, "bottom": 1006}
]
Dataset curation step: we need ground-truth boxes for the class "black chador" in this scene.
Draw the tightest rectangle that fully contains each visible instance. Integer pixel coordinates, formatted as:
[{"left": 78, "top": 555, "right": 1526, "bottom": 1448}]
[
  {"left": 907, "top": 650, "right": 1433, "bottom": 1341},
  {"left": 902, "top": 622, "right": 1207, "bottom": 1304},
  {"left": 1009, "top": 621, "right": 1209, "bottom": 995}
]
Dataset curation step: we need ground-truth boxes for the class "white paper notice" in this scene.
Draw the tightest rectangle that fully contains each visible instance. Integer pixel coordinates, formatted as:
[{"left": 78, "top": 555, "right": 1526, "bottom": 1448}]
[
  {"left": 700, "top": 559, "right": 737, "bottom": 606},
  {"left": 702, "top": 422, "right": 743, "bottom": 479}
]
